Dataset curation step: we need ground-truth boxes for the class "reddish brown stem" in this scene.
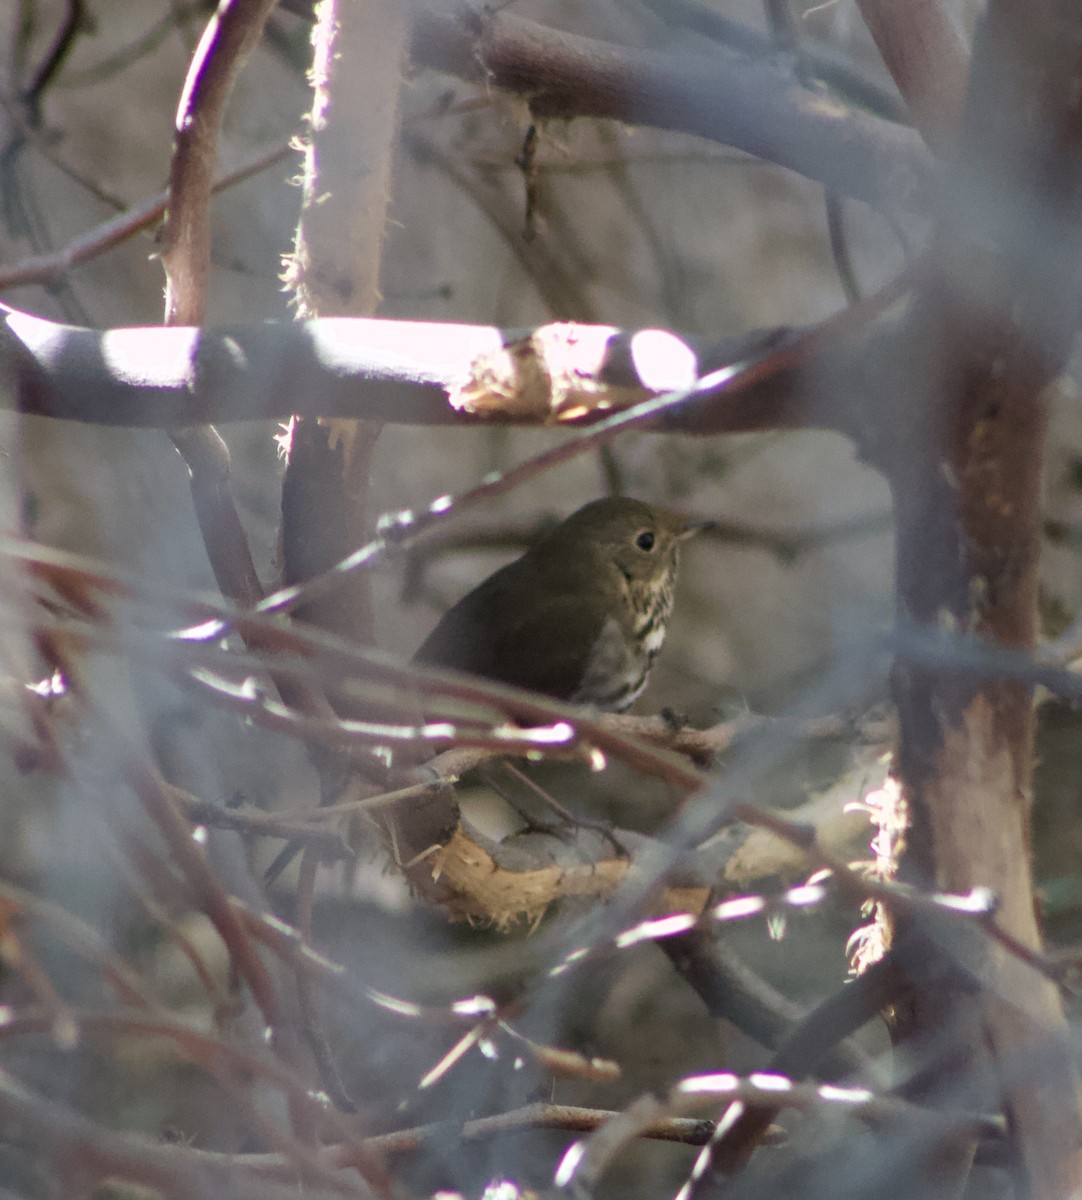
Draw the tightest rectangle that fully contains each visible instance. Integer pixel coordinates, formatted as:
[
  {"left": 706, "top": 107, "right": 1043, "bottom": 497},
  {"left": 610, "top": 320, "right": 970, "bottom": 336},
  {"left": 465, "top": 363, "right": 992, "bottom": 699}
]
[{"left": 854, "top": 0, "right": 969, "bottom": 152}]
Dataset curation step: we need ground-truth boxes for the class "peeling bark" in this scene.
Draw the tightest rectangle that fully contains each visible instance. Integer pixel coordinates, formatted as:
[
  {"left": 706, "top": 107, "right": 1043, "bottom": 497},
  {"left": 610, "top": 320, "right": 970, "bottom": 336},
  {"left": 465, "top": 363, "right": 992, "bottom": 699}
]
[{"left": 880, "top": 3, "right": 1082, "bottom": 1193}]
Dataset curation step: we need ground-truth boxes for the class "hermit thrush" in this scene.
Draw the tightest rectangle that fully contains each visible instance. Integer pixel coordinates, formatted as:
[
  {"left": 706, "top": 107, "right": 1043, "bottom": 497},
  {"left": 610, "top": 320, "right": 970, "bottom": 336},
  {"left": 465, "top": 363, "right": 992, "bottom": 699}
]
[{"left": 414, "top": 497, "right": 707, "bottom": 711}]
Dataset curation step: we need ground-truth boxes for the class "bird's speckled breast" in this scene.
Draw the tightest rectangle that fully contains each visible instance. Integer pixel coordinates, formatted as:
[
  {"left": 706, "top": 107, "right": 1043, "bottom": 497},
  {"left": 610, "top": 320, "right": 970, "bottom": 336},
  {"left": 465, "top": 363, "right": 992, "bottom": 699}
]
[{"left": 571, "top": 561, "right": 677, "bottom": 711}]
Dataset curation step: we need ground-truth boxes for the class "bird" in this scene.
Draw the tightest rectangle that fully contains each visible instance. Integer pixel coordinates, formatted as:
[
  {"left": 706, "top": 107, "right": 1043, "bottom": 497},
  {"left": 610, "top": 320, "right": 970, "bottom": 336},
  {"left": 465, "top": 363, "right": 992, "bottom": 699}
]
[
  {"left": 414, "top": 497, "right": 708, "bottom": 711},
  {"left": 264, "top": 497, "right": 705, "bottom": 885}
]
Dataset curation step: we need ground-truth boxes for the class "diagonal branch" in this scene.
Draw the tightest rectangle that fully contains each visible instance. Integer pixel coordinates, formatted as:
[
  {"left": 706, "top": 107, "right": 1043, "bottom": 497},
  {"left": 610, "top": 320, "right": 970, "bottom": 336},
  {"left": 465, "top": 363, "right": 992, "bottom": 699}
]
[
  {"left": 881, "top": 2, "right": 1082, "bottom": 1194},
  {"left": 408, "top": 7, "right": 936, "bottom": 214},
  {"left": 854, "top": 0, "right": 969, "bottom": 152}
]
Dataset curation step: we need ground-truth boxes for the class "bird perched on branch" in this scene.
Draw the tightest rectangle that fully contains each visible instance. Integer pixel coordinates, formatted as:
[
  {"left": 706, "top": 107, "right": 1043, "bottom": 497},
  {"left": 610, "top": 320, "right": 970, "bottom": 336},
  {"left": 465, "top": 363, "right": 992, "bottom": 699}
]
[
  {"left": 414, "top": 497, "right": 709, "bottom": 711},
  {"left": 265, "top": 498, "right": 706, "bottom": 885}
]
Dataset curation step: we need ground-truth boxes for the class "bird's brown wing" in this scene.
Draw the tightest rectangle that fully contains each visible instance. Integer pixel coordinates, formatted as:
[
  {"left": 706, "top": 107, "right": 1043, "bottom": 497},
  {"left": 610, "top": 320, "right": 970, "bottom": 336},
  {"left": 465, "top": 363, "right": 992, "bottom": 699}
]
[{"left": 414, "top": 573, "right": 606, "bottom": 702}]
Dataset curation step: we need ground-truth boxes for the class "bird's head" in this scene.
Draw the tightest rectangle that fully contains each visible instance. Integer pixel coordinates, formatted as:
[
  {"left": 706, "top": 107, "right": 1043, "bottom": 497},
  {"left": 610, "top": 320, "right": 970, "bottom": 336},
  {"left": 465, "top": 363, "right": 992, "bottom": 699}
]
[{"left": 540, "top": 497, "right": 711, "bottom": 594}]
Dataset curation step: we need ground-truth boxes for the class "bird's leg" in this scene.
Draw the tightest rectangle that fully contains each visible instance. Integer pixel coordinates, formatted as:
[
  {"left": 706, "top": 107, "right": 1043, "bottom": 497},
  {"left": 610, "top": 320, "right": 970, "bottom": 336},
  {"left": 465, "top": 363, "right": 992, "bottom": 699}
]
[
  {"left": 478, "top": 761, "right": 575, "bottom": 839},
  {"left": 499, "top": 762, "right": 627, "bottom": 858},
  {"left": 659, "top": 705, "right": 689, "bottom": 733}
]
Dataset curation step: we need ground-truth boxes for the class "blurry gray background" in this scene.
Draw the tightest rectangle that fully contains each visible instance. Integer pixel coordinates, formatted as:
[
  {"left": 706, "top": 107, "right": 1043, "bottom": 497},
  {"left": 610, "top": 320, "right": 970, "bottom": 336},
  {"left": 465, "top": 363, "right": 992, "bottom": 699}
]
[{"left": 1, "top": 5, "right": 1080, "bottom": 1194}]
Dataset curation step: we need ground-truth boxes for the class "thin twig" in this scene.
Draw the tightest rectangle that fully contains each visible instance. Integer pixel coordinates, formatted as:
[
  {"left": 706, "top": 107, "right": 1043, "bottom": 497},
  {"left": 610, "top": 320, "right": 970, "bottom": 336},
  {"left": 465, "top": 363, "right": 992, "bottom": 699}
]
[
  {"left": 0, "top": 140, "right": 291, "bottom": 292},
  {"left": 19, "top": 0, "right": 85, "bottom": 122}
]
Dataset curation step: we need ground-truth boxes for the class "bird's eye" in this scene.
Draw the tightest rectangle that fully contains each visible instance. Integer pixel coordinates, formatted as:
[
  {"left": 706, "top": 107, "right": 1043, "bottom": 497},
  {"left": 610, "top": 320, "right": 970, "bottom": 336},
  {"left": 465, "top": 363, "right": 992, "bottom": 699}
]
[{"left": 635, "top": 529, "right": 656, "bottom": 551}]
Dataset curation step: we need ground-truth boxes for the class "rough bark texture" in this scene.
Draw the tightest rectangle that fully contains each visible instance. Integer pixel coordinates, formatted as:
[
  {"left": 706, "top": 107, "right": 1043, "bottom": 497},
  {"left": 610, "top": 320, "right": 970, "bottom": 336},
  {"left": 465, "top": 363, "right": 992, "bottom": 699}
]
[
  {"left": 281, "top": 0, "right": 409, "bottom": 644},
  {"left": 884, "top": 2, "right": 1082, "bottom": 1194}
]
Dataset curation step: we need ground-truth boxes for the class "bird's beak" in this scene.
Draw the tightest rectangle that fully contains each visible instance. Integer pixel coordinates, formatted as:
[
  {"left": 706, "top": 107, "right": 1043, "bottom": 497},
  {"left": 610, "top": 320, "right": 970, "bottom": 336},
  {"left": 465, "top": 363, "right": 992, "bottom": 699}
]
[{"left": 679, "top": 518, "right": 716, "bottom": 540}]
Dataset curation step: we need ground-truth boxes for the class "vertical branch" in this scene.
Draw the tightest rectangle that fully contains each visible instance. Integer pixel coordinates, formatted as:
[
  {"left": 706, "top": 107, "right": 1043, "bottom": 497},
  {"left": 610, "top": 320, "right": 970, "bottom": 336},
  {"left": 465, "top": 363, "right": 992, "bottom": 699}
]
[
  {"left": 276, "top": 0, "right": 414, "bottom": 1108},
  {"left": 155, "top": 0, "right": 334, "bottom": 1140},
  {"left": 161, "top": 0, "right": 276, "bottom": 327},
  {"left": 160, "top": 0, "right": 279, "bottom": 607},
  {"left": 156, "top": 4, "right": 372, "bottom": 726},
  {"left": 280, "top": 0, "right": 410, "bottom": 644},
  {"left": 284, "top": 0, "right": 406, "bottom": 321},
  {"left": 882, "top": 2, "right": 1082, "bottom": 1195},
  {"left": 853, "top": 0, "right": 969, "bottom": 152}
]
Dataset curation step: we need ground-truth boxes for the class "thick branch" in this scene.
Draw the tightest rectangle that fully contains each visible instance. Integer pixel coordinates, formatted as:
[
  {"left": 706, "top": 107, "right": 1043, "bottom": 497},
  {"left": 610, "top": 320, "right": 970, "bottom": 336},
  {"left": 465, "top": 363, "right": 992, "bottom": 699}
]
[
  {"left": 0, "top": 300, "right": 897, "bottom": 439},
  {"left": 280, "top": 0, "right": 409, "bottom": 646},
  {"left": 275, "top": 2, "right": 934, "bottom": 208},
  {"left": 854, "top": 0, "right": 969, "bottom": 152},
  {"left": 409, "top": 7, "right": 935, "bottom": 214},
  {"left": 884, "top": 1, "right": 1082, "bottom": 1194},
  {"left": 162, "top": 0, "right": 279, "bottom": 327}
]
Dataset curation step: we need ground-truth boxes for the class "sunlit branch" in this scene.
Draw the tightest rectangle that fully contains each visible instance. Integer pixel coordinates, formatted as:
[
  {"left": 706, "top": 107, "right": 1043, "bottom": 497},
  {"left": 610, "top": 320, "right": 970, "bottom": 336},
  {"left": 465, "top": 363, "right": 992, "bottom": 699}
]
[{"left": 0, "top": 264, "right": 909, "bottom": 434}]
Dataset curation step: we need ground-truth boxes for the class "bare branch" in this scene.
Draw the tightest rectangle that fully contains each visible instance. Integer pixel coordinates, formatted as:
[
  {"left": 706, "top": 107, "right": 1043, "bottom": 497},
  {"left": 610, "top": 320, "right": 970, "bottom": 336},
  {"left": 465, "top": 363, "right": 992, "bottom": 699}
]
[
  {"left": 879, "top": 1, "right": 1082, "bottom": 1191},
  {"left": 0, "top": 140, "right": 290, "bottom": 292},
  {"left": 0, "top": 264, "right": 910, "bottom": 438},
  {"left": 854, "top": 0, "right": 969, "bottom": 152},
  {"left": 158, "top": 0, "right": 281, "bottom": 614},
  {"left": 411, "top": 6, "right": 934, "bottom": 214},
  {"left": 160, "top": 0, "right": 279, "bottom": 328}
]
